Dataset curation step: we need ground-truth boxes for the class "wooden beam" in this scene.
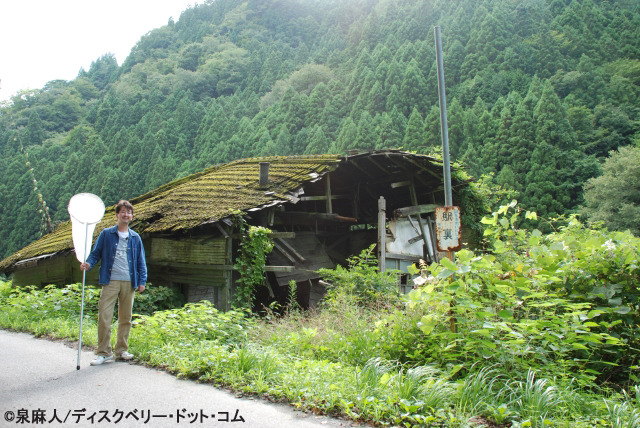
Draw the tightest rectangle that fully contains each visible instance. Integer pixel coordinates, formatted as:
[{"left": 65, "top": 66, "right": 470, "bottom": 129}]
[
  {"left": 216, "top": 223, "right": 229, "bottom": 238},
  {"left": 391, "top": 180, "right": 410, "bottom": 188},
  {"left": 275, "top": 211, "right": 357, "bottom": 223},
  {"left": 408, "top": 234, "right": 424, "bottom": 244},
  {"left": 275, "top": 238, "right": 306, "bottom": 262},
  {"left": 404, "top": 157, "right": 441, "bottom": 180},
  {"left": 385, "top": 252, "right": 422, "bottom": 261},
  {"left": 299, "top": 195, "right": 349, "bottom": 201},
  {"left": 149, "top": 261, "right": 235, "bottom": 271},
  {"left": 264, "top": 266, "right": 295, "bottom": 272},
  {"left": 347, "top": 159, "right": 375, "bottom": 179},
  {"left": 149, "top": 261, "right": 293, "bottom": 273},
  {"left": 325, "top": 173, "right": 332, "bottom": 213},
  {"left": 368, "top": 156, "right": 390, "bottom": 175},
  {"left": 394, "top": 204, "right": 438, "bottom": 217},
  {"left": 273, "top": 241, "right": 298, "bottom": 264}
]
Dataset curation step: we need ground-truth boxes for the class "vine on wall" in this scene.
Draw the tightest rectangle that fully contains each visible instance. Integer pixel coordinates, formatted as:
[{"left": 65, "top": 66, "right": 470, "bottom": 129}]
[{"left": 232, "top": 214, "right": 274, "bottom": 310}]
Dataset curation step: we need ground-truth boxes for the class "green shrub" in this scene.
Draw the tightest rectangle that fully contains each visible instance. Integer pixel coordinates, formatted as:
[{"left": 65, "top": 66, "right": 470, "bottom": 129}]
[
  {"left": 133, "top": 284, "right": 185, "bottom": 315},
  {"left": 318, "top": 244, "right": 402, "bottom": 310}
]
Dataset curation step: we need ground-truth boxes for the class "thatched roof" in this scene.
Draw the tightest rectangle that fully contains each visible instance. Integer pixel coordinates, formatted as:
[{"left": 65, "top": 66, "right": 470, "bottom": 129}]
[
  {"left": 0, "top": 151, "right": 457, "bottom": 272},
  {"left": 1, "top": 154, "right": 342, "bottom": 271}
]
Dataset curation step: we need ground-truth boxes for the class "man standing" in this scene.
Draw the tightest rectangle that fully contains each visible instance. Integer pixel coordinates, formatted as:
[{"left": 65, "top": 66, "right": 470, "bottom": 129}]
[{"left": 80, "top": 200, "right": 147, "bottom": 365}]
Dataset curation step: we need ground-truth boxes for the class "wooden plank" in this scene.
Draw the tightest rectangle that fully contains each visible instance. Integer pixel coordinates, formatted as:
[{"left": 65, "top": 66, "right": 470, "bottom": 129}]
[
  {"left": 276, "top": 238, "right": 306, "bottom": 262},
  {"left": 394, "top": 204, "right": 439, "bottom": 217},
  {"left": 264, "top": 266, "right": 295, "bottom": 272},
  {"left": 275, "top": 212, "right": 357, "bottom": 223},
  {"left": 149, "top": 261, "right": 234, "bottom": 271},
  {"left": 273, "top": 241, "right": 298, "bottom": 264},
  {"left": 299, "top": 195, "right": 349, "bottom": 201},
  {"left": 216, "top": 223, "right": 229, "bottom": 238},
  {"left": 408, "top": 234, "right": 423, "bottom": 244},
  {"left": 367, "top": 156, "right": 390, "bottom": 175},
  {"left": 385, "top": 252, "right": 422, "bottom": 261},
  {"left": 325, "top": 173, "right": 332, "bottom": 213},
  {"left": 391, "top": 181, "right": 410, "bottom": 188},
  {"left": 347, "top": 159, "right": 375, "bottom": 179}
]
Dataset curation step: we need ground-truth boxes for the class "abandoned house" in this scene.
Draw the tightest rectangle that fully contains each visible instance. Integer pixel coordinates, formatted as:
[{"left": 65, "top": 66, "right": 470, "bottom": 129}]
[{"left": 0, "top": 150, "right": 474, "bottom": 310}]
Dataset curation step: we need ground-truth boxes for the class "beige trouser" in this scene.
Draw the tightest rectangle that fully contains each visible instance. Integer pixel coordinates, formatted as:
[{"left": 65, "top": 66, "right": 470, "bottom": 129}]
[{"left": 96, "top": 280, "right": 135, "bottom": 356}]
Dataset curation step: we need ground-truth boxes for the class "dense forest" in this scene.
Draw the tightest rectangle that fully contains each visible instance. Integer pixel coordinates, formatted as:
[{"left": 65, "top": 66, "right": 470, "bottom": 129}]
[{"left": 1, "top": 0, "right": 639, "bottom": 260}]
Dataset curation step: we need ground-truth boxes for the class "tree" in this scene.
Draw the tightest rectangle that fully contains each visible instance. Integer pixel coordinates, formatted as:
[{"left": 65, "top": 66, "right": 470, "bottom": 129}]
[
  {"left": 581, "top": 145, "right": 640, "bottom": 235},
  {"left": 402, "top": 107, "right": 425, "bottom": 152},
  {"left": 304, "top": 126, "right": 329, "bottom": 154}
]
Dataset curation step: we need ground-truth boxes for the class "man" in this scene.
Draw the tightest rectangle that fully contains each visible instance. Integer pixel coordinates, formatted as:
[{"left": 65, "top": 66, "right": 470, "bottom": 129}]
[{"left": 80, "top": 200, "right": 147, "bottom": 366}]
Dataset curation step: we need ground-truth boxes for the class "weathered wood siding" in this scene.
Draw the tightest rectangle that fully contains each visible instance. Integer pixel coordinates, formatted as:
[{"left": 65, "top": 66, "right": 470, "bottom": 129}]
[
  {"left": 12, "top": 253, "right": 98, "bottom": 287},
  {"left": 147, "top": 236, "right": 231, "bottom": 308}
]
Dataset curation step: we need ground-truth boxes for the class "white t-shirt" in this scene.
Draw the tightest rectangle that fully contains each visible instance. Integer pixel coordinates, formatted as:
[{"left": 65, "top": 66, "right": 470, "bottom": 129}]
[{"left": 110, "top": 230, "right": 130, "bottom": 281}]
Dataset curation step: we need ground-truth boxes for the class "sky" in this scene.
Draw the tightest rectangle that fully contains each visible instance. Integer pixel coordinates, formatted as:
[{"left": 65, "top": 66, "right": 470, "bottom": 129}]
[{"left": 0, "top": 0, "right": 200, "bottom": 102}]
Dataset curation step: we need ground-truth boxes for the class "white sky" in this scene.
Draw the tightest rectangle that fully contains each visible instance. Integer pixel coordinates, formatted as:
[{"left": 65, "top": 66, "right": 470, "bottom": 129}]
[{"left": 0, "top": 0, "right": 200, "bottom": 102}]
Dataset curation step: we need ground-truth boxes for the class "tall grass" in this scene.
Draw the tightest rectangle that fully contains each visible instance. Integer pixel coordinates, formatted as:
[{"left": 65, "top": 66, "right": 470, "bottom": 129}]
[{"left": 2, "top": 278, "right": 639, "bottom": 427}]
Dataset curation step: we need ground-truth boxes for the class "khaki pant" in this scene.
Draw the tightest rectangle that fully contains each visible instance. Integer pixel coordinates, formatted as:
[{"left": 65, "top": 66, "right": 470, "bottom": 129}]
[{"left": 96, "top": 280, "right": 135, "bottom": 356}]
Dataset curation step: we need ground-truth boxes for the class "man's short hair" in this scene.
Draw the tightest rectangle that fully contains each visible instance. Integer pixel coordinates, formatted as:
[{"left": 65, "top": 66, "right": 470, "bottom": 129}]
[{"left": 116, "top": 200, "right": 134, "bottom": 214}]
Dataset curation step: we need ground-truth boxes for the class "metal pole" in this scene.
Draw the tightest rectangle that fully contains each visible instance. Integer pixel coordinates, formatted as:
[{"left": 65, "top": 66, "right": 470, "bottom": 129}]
[
  {"left": 378, "top": 196, "right": 386, "bottom": 273},
  {"left": 434, "top": 26, "right": 453, "bottom": 206},
  {"left": 77, "top": 222, "right": 89, "bottom": 370}
]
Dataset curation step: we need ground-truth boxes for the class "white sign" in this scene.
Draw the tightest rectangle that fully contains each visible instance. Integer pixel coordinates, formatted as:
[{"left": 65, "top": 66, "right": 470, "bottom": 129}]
[{"left": 435, "top": 206, "right": 461, "bottom": 252}]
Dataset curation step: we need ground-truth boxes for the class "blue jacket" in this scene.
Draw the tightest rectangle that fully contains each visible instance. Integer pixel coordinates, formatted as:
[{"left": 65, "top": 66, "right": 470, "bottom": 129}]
[{"left": 85, "top": 226, "right": 147, "bottom": 289}]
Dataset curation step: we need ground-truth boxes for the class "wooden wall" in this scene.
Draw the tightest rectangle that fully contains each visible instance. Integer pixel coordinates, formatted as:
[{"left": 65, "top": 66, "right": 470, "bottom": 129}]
[
  {"left": 147, "top": 236, "right": 232, "bottom": 310},
  {"left": 12, "top": 253, "right": 98, "bottom": 287}
]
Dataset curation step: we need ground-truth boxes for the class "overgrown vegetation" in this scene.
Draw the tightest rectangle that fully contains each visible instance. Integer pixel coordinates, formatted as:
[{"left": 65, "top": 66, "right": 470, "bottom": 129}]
[
  {"left": 232, "top": 213, "right": 274, "bottom": 309},
  {"left": 2, "top": 203, "right": 639, "bottom": 426}
]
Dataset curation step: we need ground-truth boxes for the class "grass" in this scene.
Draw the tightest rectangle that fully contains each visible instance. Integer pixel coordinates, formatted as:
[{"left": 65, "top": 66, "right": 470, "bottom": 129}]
[{"left": 2, "top": 278, "right": 640, "bottom": 427}]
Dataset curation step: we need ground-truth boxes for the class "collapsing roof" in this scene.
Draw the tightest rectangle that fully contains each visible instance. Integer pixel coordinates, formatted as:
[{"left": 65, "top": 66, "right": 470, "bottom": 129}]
[{"left": 0, "top": 150, "right": 467, "bottom": 275}]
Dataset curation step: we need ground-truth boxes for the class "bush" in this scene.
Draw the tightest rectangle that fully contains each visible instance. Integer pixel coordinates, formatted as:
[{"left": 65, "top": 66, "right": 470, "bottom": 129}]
[
  {"left": 134, "top": 284, "right": 185, "bottom": 315},
  {"left": 318, "top": 244, "right": 402, "bottom": 310},
  {"left": 389, "top": 202, "right": 637, "bottom": 387}
]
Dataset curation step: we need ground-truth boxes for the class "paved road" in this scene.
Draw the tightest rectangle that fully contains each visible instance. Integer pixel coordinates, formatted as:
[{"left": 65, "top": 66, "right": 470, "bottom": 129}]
[{"left": 0, "top": 330, "right": 360, "bottom": 428}]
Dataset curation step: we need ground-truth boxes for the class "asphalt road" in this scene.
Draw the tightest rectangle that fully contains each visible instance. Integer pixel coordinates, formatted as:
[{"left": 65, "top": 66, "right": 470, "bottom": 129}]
[{"left": 0, "top": 330, "right": 360, "bottom": 428}]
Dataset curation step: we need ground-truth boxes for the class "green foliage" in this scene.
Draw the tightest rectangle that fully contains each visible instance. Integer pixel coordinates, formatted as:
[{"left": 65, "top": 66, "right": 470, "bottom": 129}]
[
  {"left": 2, "top": 225, "right": 640, "bottom": 428},
  {"left": 133, "top": 285, "right": 185, "bottom": 316},
  {"left": 0, "top": 282, "right": 185, "bottom": 330},
  {"left": 232, "top": 215, "right": 274, "bottom": 310},
  {"left": 397, "top": 202, "right": 638, "bottom": 386},
  {"left": 317, "top": 244, "right": 402, "bottom": 310},
  {"left": 1, "top": 283, "right": 100, "bottom": 319},
  {"left": 581, "top": 145, "right": 640, "bottom": 235}
]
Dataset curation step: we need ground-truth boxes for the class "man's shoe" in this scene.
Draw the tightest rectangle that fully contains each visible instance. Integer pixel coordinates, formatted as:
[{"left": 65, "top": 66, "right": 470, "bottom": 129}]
[
  {"left": 90, "top": 355, "right": 114, "bottom": 366},
  {"left": 117, "top": 351, "right": 134, "bottom": 361}
]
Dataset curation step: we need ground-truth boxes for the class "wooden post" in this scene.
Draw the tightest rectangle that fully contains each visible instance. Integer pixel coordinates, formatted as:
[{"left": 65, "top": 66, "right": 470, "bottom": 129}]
[
  {"left": 221, "top": 233, "right": 232, "bottom": 311},
  {"left": 410, "top": 176, "right": 432, "bottom": 261},
  {"left": 325, "top": 173, "right": 332, "bottom": 214},
  {"left": 378, "top": 196, "right": 386, "bottom": 273}
]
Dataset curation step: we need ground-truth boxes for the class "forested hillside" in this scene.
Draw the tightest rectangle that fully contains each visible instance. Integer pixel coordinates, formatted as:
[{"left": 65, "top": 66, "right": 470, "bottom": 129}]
[{"left": 1, "top": 0, "right": 639, "bottom": 260}]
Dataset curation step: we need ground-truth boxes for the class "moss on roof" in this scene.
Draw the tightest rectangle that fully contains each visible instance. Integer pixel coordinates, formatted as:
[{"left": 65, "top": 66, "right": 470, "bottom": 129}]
[{"left": 0, "top": 154, "right": 342, "bottom": 271}]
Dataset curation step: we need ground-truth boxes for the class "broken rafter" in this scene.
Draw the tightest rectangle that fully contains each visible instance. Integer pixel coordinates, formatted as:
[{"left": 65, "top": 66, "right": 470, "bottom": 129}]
[
  {"left": 367, "top": 156, "right": 391, "bottom": 175},
  {"left": 404, "top": 157, "right": 441, "bottom": 180},
  {"left": 346, "top": 159, "right": 375, "bottom": 179},
  {"left": 276, "top": 211, "right": 357, "bottom": 223}
]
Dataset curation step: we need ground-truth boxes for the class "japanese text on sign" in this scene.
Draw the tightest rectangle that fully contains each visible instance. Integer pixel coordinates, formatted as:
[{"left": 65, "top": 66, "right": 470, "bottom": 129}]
[{"left": 435, "top": 206, "right": 461, "bottom": 252}]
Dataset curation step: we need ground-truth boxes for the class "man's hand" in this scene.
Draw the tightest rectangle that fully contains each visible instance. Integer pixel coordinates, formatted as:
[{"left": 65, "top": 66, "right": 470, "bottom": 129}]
[
  {"left": 138, "top": 285, "right": 146, "bottom": 293},
  {"left": 80, "top": 262, "right": 90, "bottom": 271}
]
